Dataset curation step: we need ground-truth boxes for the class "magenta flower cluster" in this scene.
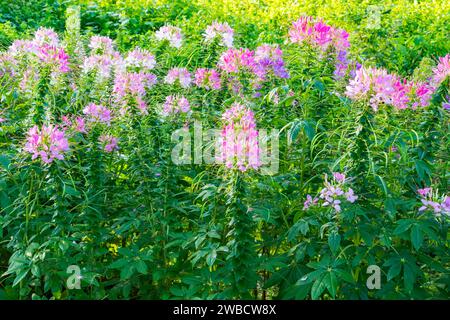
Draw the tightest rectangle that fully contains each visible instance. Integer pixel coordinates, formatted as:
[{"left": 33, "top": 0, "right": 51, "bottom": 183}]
[
  {"left": 5, "top": 27, "right": 70, "bottom": 89},
  {"left": 289, "top": 16, "right": 350, "bottom": 78},
  {"left": 219, "top": 103, "right": 261, "bottom": 172},
  {"left": 254, "top": 44, "right": 289, "bottom": 80},
  {"left": 303, "top": 172, "right": 358, "bottom": 213},
  {"left": 99, "top": 134, "right": 119, "bottom": 153},
  {"left": 194, "top": 68, "right": 221, "bottom": 90},
  {"left": 432, "top": 54, "right": 450, "bottom": 87},
  {"left": 113, "top": 72, "right": 157, "bottom": 115},
  {"left": 24, "top": 124, "right": 70, "bottom": 164},
  {"left": 345, "top": 66, "right": 434, "bottom": 111},
  {"left": 82, "top": 36, "right": 121, "bottom": 82},
  {"left": 83, "top": 103, "right": 112, "bottom": 125}
]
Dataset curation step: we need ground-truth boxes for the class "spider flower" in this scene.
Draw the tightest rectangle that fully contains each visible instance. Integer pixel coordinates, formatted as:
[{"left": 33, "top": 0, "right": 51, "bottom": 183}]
[
  {"left": 417, "top": 188, "right": 449, "bottom": 217},
  {"left": 113, "top": 71, "right": 157, "bottom": 115},
  {"left": 204, "top": 21, "right": 234, "bottom": 47},
  {"left": 83, "top": 103, "right": 112, "bottom": 125},
  {"left": 194, "top": 68, "right": 221, "bottom": 90},
  {"left": 303, "top": 172, "right": 358, "bottom": 213},
  {"left": 164, "top": 67, "right": 191, "bottom": 88},
  {"left": 88, "top": 36, "right": 115, "bottom": 55},
  {"left": 219, "top": 103, "right": 261, "bottom": 172},
  {"left": 155, "top": 25, "right": 183, "bottom": 48},
  {"left": 124, "top": 47, "right": 156, "bottom": 72},
  {"left": 99, "top": 135, "right": 119, "bottom": 153},
  {"left": 254, "top": 44, "right": 289, "bottom": 79},
  {"left": 432, "top": 54, "right": 450, "bottom": 87},
  {"left": 218, "top": 48, "right": 257, "bottom": 74},
  {"left": 24, "top": 124, "right": 70, "bottom": 163},
  {"left": 162, "top": 95, "right": 191, "bottom": 116}
]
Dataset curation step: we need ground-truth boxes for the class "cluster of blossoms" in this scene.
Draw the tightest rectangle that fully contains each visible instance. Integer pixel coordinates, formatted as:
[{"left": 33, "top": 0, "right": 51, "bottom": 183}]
[
  {"left": 122, "top": 47, "right": 156, "bottom": 72},
  {"left": 345, "top": 66, "right": 434, "bottom": 111},
  {"left": 113, "top": 72, "right": 157, "bottom": 115},
  {"left": 194, "top": 68, "right": 221, "bottom": 90},
  {"left": 155, "top": 25, "right": 183, "bottom": 48},
  {"left": 83, "top": 103, "right": 112, "bottom": 125},
  {"left": 24, "top": 124, "right": 70, "bottom": 164},
  {"left": 99, "top": 134, "right": 119, "bottom": 153},
  {"left": 288, "top": 16, "right": 350, "bottom": 79},
  {"left": 88, "top": 36, "right": 115, "bottom": 55},
  {"left": 254, "top": 44, "right": 289, "bottom": 80},
  {"left": 164, "top": 67, "right": 192, "bottom": 88},
  {"left": 62, "top": 115, "right": 87, "bottom": 134},
  {"left": 218, "top": 48, "right": 257, "bottom": 74},
  {"left": 161, "top": 95, "right": 191, "bottom": 116},
  {"left": 204, "top": 21, "right": 234, "bottom": 48},
  {"left": 303, "top": 172, "right": 358, "bottom": 213},
  {"left": 218, "top": 47, "right": 289, "bottom": 95},
  {"left": 82, "top": 36, "right": 121, "bottom": 83},
  {"left": 432, "top": 54, "right": 450, "bottom": 87},
  {"left": 219, "top": 103, "right": 261, "bottom": 172},
  {"left": 4, "top": 27, "right": 70, "bottom": 91},
  {"left": 113, "top": 48, "right": 157, "bottom": 115},
  {"left": 417, "top": 188, "right": 450, "bottom": 217}
]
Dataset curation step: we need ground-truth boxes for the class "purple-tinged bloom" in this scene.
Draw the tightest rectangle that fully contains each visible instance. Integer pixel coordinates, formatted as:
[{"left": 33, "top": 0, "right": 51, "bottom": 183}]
[
  {"left": 24, "top": 124, "right": 70, "bottom": 163},
  {"left": 164, "top": 67, "right": 191, "bottom": 88}
]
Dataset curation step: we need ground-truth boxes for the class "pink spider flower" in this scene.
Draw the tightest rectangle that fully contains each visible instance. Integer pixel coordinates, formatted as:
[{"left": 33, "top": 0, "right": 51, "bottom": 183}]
[
  {"left": 24, "top": 124, "right": 70, "bottom": 163},
  {"left": 218, "top": 48, "right": 257, "bottom": 74},
  {"left": 303, "top": 173, "right": 358, "bottom": 212},
  {"left": 194, "top": 68, "right": 221, "bottom": 90},
  {"left": 83, "top": 103, "right": 112, "bottom": 125},
  {"left": 162, "top": 95, "right": 191, "bottom": 116},
  {"left": 34, "top": 27, "right": 60, "bottom": 47},
  {"left": 432, "top": 54, "right": 450, "bottom": 87},
  {"left": 88, "top": 36, "right": 115, "bottom": 55},
  {"left": 417, "top": 187, "right": 449, "bottom": 217},
  {"left": 164, "top": 67, "right": 192, "bottom": 88},
  {"left": 99, "top": 135, "right": 119, "bottom": 153},
  {"left": 219, "top": 103, "right": 261, "bottom": 172},
  {"left": 37, "top": 44, "right": 70, "bottom": 73},
  {"left": 113, "top": 71, "right": 157, "bottom": 115},
  {"left": 254, "top": 44, "right": 289, "bottom": 80}
]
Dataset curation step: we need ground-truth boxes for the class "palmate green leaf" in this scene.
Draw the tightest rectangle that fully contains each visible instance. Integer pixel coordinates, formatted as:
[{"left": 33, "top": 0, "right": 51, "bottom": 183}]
[
  {"left": 12, "top": 268, "right": 29, "bottom": 287},
  {"left": 0, "top": 155, "right": 10, "bottom": 171},
  {"left": 325, "top": 272, "right": 338, "bottom": 298},
  {"left": 206, "top": 249, "right": 217, "bottom": 267},
  {"left": 328, "top": 232, "right": 341, "bottom": 255},
  {"left": 135, "top": 260, "right": 148, "bottom": 275},
  {"left": 394, "top": 219, "right": 415, "bottom": 235},
  {"left": 120, "top": 264, "right": 134, "bottom": 280},
  {"left": 387, "top": 260, "right": 402, "bottom": 281},
  {"left": 414, "top": 159, "right": 432, "bottom": 183},
  {"left": 311, "top": 273, "right": 327, "bottom": 300},
  {"left": 410, "top": 225, "right": 423, "bottom": 251}
]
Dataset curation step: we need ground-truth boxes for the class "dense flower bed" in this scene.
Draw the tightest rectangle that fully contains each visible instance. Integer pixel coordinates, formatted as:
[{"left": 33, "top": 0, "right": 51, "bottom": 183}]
[{"left": 0, "top": 7, "right": 448, "bottom": 300}]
